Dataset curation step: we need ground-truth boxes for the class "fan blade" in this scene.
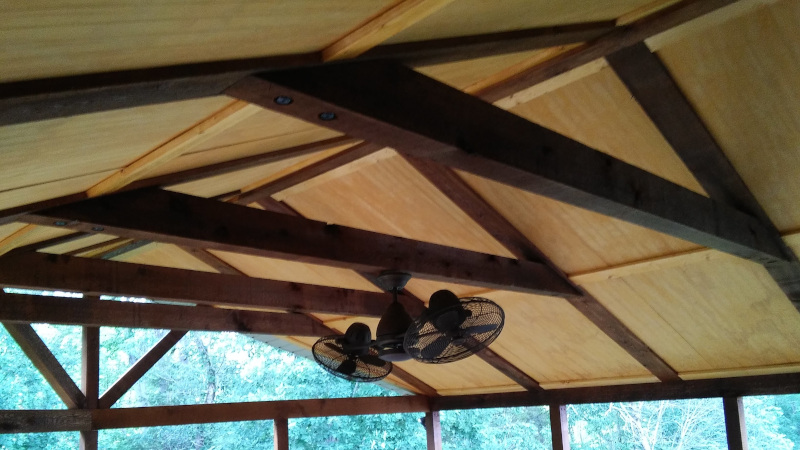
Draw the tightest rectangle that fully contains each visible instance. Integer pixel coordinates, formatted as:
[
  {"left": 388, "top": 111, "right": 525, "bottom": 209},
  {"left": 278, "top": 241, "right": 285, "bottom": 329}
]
[
  {"left": 337, "top": 358, "right": 358, "bottom": 375},
  {"left": 324, "top": 342, "right": 345, "bottom": 353},
  {"left": 360, "top": 354, "right": 388, "bottom": 367},
  {"left": 420, "top": 335, "right": 451, "bottom": 360},
  {"left": 462, "top": 324, "right": 499, "bottom": 335}
]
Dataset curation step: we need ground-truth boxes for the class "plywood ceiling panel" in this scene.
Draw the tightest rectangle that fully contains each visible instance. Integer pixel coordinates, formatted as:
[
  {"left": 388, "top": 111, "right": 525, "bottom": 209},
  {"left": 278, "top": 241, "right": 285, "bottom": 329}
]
[
  {"left": 115, "top": 243, "right": 219, "bottom": 273},
  {"left": 387, "top": 0, "right": 659, "bottom": 44},
  {"left": 39, "top": 234, "right": 118, "bottom": 255},
  {"left": 3, "top": 1, "right": 395, "bottom": 81},
  {"left": 583, "top": 253, "right": 800, "bottom": 376},
  {"left": 0, "top": 96, "right": 232, "bottom": 193},
  {"left": 656, "top": 0, "right": 800, "bottom": 232},
  {"left": 281, "top": 151, "right": 514, "bottom": 257},
  {"left": 414, "top": 49, "right": 547, "bottom": 91},
  {"left": 460, "top": 171, "right": 700, "bottom": 274},
  {"left": 484, "top": 291, "right": 656, "bottom": 386},
  {"left": 0, "top": 170, "right": 114, "bottom": 212}
]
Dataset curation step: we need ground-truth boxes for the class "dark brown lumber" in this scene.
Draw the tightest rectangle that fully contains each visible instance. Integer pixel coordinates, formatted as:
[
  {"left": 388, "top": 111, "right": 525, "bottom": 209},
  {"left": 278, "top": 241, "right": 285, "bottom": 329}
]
[
  {"left": 0, "top": 293, "right": 329, "bottom": 336},
  {"left": 80, "top": 326, "right": 99, "bottom": 450},
  {"left": 723, "top": 397, "right": 749, "bottom": 450},
  {"left": 403, "top": 156, "right": 679, "bottom": 381},
  {"left": 25, "top": 189, "right": 578, "bottom": 297},
  {"left": 475, "top": 0, "right": 742, "bottom": 102},
  {"left": 229, "top": 62, "right": 787, "bottom": 267},
  {"left": 0, "top": 193, "right": 88, "bottom": 227},
  {"left": 231, "top": 141, "right": 385, "bottom": 204},
  {"left": 98, "top": 331, "right": 187, "bottom": 409},
  {"left": 273, "top": 418, "right": 289, "bottom": 450},
  {"left": 361, "top": 21, "right": 616, "bottom": 66},
  {"left": 0, "top": 410, "right": 91, "bottom": 433},
  {"left": 424, "top": 411, "right": 442, "bottom": 450},
  {"left": 606, "top": 43, "right": 800, "bottom": 304},
  {"left": 125, "top": 135, "right": 359, "bottom": 192},
  {"left": 64, "top": 237, "right": 129, "bottom": 257},
  {"left": 0, "top": 53, "right": 320, "bottom": 126},
  {"left": 92, "top": 396, "right": 430, "bottom": 429},
  {"left": 178, "top": 247, "right": 242, "bottom": 275},
  {"left": 549, "top": 404, "right": 570, "bottom": 450},
  {"left": 2, "top": 323, "right": 85, "bottom": 409},
  {"left": 0, "top": 252, "right": 414, "bottom": 318},
  {"left": 432, "top": 372, "right": 800, "bottom": 411}
]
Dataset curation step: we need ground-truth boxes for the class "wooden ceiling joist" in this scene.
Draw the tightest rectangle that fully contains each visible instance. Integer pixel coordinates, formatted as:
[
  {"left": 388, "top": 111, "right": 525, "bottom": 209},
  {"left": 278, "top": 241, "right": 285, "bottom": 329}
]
[
  {"left": 227, "top": 62, "right": 787, "bottom": 267},
  {"left": 0, "top": 294, "right": 329, "bottom": 337},
  {"left": 0, "top": 252, "right": 404, "bottom": 318},
  {"left": 403, "top": 156, "right": 678, "bottom": 381},
  {"left": 606, "top": 42, "right": 800, "bottom": 305},
  {"left": 2, "top": 323, "right": 85, "bottom": 409},
  {"left": 23, "top": 189, "right": 577, "bottom": 297}
]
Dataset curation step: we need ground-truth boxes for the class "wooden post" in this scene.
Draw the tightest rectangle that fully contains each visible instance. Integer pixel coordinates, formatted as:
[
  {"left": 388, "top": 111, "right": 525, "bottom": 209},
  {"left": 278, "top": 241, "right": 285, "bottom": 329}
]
[
  {"left": 723, "top": 397, "right": 749, "bottom": 450},
  {"left": 424, "top": 411, "right": 442, "bottom": 450},
  {"left": 273, "top": 418, "right": 289, "bottom": 450},
  {"left": 80, "top": 326, "right": 100, "bottom": 450},
  {"left": 549, "top": 404, "right": 570, "bottom": 450}
]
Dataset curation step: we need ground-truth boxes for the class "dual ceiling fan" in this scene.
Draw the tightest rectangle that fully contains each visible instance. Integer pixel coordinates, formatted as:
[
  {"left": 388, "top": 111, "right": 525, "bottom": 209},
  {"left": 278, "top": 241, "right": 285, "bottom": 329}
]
[{"left": 312, "top": 272, "right": 505, "bottom": 382}]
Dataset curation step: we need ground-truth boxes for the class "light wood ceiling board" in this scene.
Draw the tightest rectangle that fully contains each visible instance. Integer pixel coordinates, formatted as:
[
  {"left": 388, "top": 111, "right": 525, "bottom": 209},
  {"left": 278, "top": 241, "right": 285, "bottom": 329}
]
[
  {"left": 0, "top": 170, "right": 114, "bottom": 213},
  {"left": 3, "top": 1, "right": 395, "bottom": 82},
  {"left": 208, "top": 250, "right": 382, "bottom": 293},
  {"left": 281, "top": 153, "right": 514, "bottom": 257},
  {"left": 166, "top": 148, "right": 346, "bottom": 199},
  {"left": 0, "top": 223, "right": 27, "bottom": 243},
  {"left": 484, "top": 291, "right": 655, "bottom": 384},
  {"left": 583, "top": 255, "right": 800, "bottom": 374},
  {"left": 509, "top": 65, "right": 705, "bottom": 195},
  {"left": 460, "top": 172, "right": 699, "bottom": 274},
  {"left": 0, "top": 96, "right": 231, "bottom": 193},
  {"left": 113, "top": 243, "right": 219, "bottom": 273},
  {"left": 322, "top": 315, "right": 520, "bottom": 392},
  {"left": 38, "top": 234, "right": 117, "bottom": 255},
  {"left": 387, "top": 0, "right": 659, "bottom": 43},
  {"left": 414, "top": 49, "right": 547, "bottom": 90},
  {"left": 0, "top": 225, "right": 76, "bottom": 256},
  {"left": 656, "top": 0, "right": 800, "bottom": 231}
]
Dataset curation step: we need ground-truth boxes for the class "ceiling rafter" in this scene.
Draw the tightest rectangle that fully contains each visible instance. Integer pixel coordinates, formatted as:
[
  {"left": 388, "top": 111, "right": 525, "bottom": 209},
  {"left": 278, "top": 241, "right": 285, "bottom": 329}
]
[
  {"left": 23, "top": 189, "right": 578, "bottom": 297},
  {"left": 403, "top": 156, "right": 679, "bottom": 381},
  {"left": 226, "top": 62, "right": 788, "bottom": 268},
  {"left": 606, "top": 42, "right": 800, "bottom": 305}
]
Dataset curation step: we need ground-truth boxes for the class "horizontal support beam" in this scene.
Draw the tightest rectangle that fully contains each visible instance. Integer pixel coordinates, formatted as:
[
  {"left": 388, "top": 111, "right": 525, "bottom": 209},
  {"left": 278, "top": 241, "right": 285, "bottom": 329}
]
[
  {"left": 25, "top": 189, "right": 577, "bottom": 297},
  {"left": 0, "top": 252, "right": 408, "bottom": 318},
  {"left": 0, "top": 293, "right": 328, "bottom": 336},
  {"left": 228, "top": 62, "right": 788, "bottom": 266},
  {"left": 433, "top": 372, "right": 800, "bottom": 411},
  {"left": 0, "top": 410, "right": 92, "bottom": 433}
]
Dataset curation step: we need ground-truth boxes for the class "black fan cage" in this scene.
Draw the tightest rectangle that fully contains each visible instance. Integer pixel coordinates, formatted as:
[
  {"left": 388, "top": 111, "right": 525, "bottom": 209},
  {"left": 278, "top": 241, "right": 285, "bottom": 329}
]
[
  {"left": 312, "top": 336, "right": 392, "bottom": 382},
  {"left": 404, "top": 297, "right": 504, "bottom": 364}
]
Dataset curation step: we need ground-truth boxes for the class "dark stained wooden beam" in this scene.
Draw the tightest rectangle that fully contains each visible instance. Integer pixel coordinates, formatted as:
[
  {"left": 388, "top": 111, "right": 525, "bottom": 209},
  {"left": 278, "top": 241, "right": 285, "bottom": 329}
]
[
  {"left": 432, "top": 372, "right": 800, "bottom": 411},
  {"left": 0, "top": 252, "right": 407, "bottom": 317},
  {"left": 404, "top": 156, "right": 679, "bottom": 381},
  {"left": 424, "top": 411, "right": 442, "bottom": 450},
  {"left": 98, "top": 331, "right": 187, "bottom": 409},
  {"left": 361, "top": 21, "right": 616, "bottom": 66},
  {"left": 273, "top": 417, "right": 289, "bottom": 450},
  {"left": 6, "top": 232, "right": 89, "bottom": 255},
  {"left": 24, "top": 189, "right": 578, "bottom": 297},
  {"left": 549, "top": 404, "right": 570, "bottom": 450},
  {"left": 723, "top": 397, "right": 749, "bottom": 450},
  {"left": 64, "top": 237, "right": 128, "bottom": 257},
  {"left": 2, "top": 323, "right": 85, "bottom": 409},
  {"left": 227, "top": 61, "right": 788, "bottom": 267},
  {"left": 0, "top": 293, "right": 330, "bottom": 336},
  {"left": 475, "top": 0, "right": 743, "bottom": 102},
  {"left": 606, "top": 43, "right": 800, "bottom": 305},
  {"left": 0, "top": 410, "right": 92, "bottom": 433},
  {"left": 80, "top": 326, "right": 100, "bottom": 450},
  {"left": 231, "top": 142, "right": 385, "bottom": 205}
]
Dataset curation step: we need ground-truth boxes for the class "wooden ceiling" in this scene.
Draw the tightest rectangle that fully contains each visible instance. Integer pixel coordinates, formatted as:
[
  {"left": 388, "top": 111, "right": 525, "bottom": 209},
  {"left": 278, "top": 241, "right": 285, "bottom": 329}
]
[{"left": 2, "top": 0, "right": 800, "bottom": 404}]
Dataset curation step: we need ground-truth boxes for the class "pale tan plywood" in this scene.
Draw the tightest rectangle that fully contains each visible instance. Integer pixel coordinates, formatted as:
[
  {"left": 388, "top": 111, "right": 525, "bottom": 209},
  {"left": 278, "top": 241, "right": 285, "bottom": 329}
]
[
  {"left": 508, "top": 65, "right": 705, "bottom": 195},
  {"left": 0, "top": 171, "right": 114, "bottom": 212},
  {"left": 114, "top": 243, "right": 219, "bottom": 273},
  {"left": 387, "top": 0, "right": 658, "bottom": 43},
  {"left": 484, "top": 291, "right": 656, "bottom": 386},
  {"left": 281, "top": 151, "right": 514, "bottom": 257},
  {"left": 0, "top": 97, "right": 231, "bottom": 193},
  {"left": 0, "top": 223, "right": 27, "bottom": 243},
  {"left": 582, "top": 253, "right": 800, "bottom": 375},
  {"left": 3, "top": 1, "right": 395, "bottom": 81},
  {"left": 208, "top": 251, "right": 382, "bottom": 292},
  {"left": 460, "top": 171, "right": 700, "bottom": 274},
  {"left": 322, "top": 315, "right": 522, "bottom": 394},
  {"left": 404, "top": 279, "right": 492, "bottom": 305},
  {"left": 0, "top": 225, "right": 75, "bottom": 255},
  {"left": 39, "top": 234, "right": 117, "bottom": 255},
  {"left": 656, "top": 0, "right": 800, "bottom": 232},
  {"left": 414, "top": 49, "right": 547, "bottom": 91}
]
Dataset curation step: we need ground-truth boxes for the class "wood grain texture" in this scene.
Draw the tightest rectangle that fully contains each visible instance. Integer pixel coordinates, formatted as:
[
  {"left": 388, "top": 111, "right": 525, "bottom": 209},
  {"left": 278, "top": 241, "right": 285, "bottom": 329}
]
[{"left": 723, "top": 397, "right": 749, "bottom": 450}]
